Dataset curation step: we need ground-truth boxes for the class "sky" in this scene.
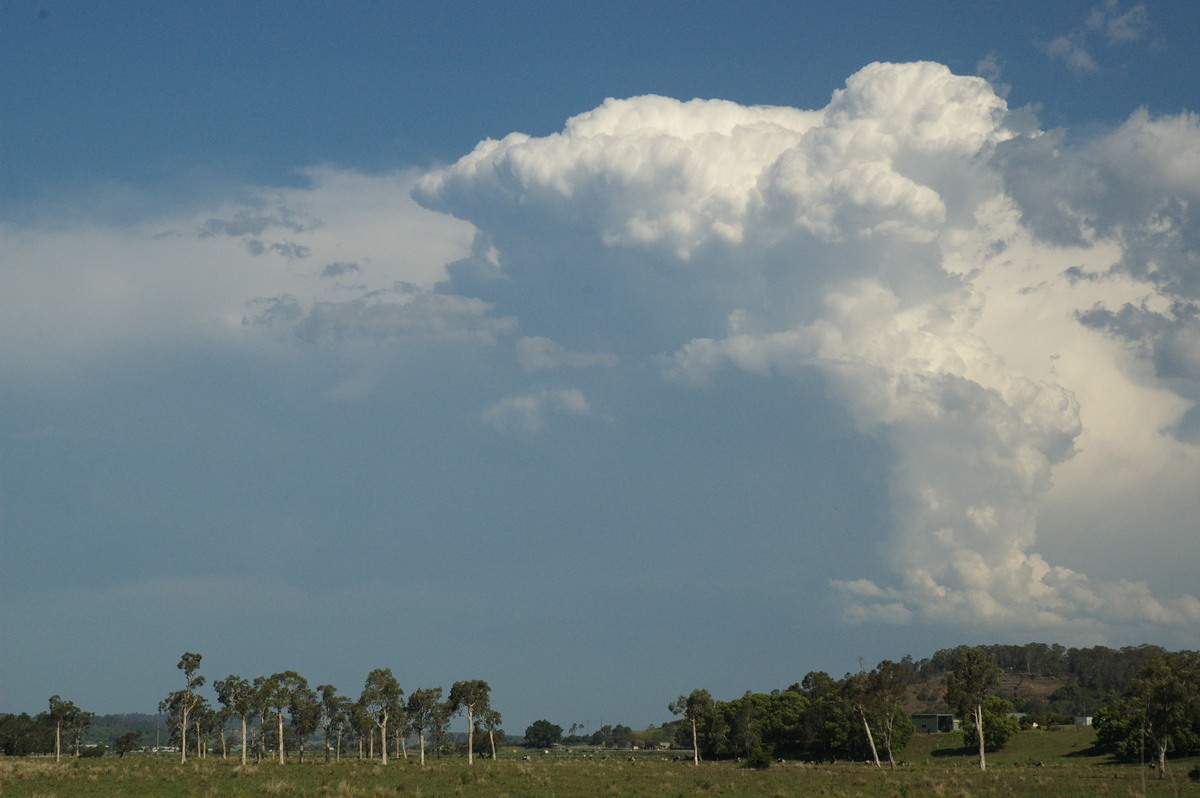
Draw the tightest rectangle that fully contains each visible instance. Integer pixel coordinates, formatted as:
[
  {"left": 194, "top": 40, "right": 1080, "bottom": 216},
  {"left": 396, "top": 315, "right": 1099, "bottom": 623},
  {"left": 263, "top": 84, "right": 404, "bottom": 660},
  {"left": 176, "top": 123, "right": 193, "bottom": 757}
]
[{"left": 2, "top": 1, "right": 1199, "bottom": 734}]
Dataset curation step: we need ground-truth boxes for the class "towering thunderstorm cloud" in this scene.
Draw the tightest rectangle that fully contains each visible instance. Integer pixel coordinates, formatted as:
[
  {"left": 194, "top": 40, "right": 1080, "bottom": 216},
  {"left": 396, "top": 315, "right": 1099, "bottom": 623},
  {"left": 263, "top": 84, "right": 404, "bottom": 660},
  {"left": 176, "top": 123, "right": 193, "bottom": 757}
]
[
  {"left": 415, "top": 62, "right": 1200, "bottom": 631},
  {"left": 6, "top": 61, "right": 1197, "bottom": 644}
]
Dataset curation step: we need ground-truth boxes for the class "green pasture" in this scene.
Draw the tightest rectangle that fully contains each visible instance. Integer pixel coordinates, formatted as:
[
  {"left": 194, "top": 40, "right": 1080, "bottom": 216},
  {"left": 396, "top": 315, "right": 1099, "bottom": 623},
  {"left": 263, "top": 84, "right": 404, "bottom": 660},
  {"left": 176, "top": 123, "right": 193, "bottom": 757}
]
[{"left": 2, "top": 728, "right": 1197, "bottom": 797}]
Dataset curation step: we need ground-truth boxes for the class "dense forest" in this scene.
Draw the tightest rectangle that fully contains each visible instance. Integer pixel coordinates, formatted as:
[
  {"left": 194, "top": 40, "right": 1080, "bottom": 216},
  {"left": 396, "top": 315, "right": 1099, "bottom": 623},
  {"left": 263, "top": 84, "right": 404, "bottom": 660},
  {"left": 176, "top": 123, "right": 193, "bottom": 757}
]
[{"left": 3, "top": 642, "right": 1196, "bottom": 777}]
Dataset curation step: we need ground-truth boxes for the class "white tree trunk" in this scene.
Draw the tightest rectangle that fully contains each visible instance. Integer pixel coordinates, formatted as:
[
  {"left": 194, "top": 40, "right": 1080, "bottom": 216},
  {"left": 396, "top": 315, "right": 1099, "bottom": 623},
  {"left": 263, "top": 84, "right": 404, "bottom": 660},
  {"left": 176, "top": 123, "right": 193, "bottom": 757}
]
[
  {"left": 180, "top": 707, "right": 190, "bottom": 764},
  {"left": 860, "top": 710, "right": 881, "bottom": 766},
  {"left": 467, "top": 706, "right": 475, "bottom": 765},
  {"left": 975, "top": 704, "right": 986, "bottom": 771},
  {"left": 881, "top": 715, "right": 896, "bottom": 769},
  {"left": 241, "top": 716, "right": 248, "bottom": 766},
  {"left": 691, "top": 718, "right": 699, "bottom": 765},
  {"left": 380, "top": 713, "right": 389, "bottom": 765},
  {"left": 277, "top": 711, "right": 286, "bottom": 765}
]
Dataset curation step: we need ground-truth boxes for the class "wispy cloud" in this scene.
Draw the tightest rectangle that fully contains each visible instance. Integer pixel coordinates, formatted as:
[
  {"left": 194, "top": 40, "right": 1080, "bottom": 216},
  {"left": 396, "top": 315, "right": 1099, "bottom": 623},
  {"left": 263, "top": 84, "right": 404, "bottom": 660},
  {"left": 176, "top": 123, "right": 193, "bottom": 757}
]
[
  {"left": 1046, "top": 1, "right": 1151, "bottom": 76},
  {"left": 482, "top": 387, "right": 602, "bottom": 433}
]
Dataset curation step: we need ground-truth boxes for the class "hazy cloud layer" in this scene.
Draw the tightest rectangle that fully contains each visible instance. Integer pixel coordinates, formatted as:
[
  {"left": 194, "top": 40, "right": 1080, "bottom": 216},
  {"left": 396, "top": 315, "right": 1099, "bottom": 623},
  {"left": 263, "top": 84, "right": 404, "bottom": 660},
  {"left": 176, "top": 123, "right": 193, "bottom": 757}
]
[{"left": 0, "top": 168, "right": 475, "bottom": 378}]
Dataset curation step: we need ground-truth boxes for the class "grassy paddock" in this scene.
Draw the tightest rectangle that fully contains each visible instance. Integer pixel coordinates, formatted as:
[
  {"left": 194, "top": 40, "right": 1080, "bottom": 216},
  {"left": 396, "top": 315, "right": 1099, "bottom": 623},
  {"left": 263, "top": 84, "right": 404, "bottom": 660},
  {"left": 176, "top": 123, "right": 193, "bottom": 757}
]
[{"left": 1, "top": 751, "right": 1197, "bottom": 798}]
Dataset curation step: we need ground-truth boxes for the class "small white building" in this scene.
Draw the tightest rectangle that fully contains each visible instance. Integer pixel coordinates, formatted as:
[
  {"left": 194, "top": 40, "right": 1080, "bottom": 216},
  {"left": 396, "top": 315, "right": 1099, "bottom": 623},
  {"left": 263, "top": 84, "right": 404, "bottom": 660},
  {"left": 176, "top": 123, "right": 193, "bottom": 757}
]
[{"left": 1074, "top": 716, "right": 1092, "bottom": 726}]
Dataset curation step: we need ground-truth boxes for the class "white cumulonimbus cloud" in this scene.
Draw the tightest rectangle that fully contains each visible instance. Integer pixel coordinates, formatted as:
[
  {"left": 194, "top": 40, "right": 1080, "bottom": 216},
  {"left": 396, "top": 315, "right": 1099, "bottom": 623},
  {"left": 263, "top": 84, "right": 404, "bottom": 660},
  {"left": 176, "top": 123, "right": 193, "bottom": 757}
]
[
  {"left": 6, "top": 60, "right": 1197, "bottom": 640},
  {"left": 417, "top": 60, "right": 1200, "bottom": 633}
]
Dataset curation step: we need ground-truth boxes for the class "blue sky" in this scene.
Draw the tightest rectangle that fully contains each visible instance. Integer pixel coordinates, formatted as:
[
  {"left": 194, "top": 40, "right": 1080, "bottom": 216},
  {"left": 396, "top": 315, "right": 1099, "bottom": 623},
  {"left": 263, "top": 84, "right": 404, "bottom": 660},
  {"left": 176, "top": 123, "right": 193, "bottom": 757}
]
[{"left": 3, "top": 1, "right": 1199, "bottom": 734}]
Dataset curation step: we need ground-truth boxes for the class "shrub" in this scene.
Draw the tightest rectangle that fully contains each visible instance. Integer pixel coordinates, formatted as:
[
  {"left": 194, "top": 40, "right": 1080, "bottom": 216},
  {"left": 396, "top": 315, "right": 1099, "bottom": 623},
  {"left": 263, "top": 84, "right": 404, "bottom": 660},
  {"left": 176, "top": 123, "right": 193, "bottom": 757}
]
[
  {"left": 741, "top": 748, "right": 772, "bottom": 769},
  {"left": 79, "top": 744, "right": 106, "bottom": 758}
]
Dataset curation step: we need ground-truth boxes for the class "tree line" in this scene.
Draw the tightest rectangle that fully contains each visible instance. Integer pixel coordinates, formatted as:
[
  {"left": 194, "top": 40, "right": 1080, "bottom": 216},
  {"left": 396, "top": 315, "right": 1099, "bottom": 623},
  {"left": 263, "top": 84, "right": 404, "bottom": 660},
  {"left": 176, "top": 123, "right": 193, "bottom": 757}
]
[
  {"left": 660, "top": 645, "right": 1198, "bottom": 778},
  {"left": 667, "top": 658, "right": 930, "bottom": 769},
  {"left": 153, "top": 653, "right": 499, "bottom": 766},
  {"left": 5, "top": 642, "right": 1195, "bottom": 779}
]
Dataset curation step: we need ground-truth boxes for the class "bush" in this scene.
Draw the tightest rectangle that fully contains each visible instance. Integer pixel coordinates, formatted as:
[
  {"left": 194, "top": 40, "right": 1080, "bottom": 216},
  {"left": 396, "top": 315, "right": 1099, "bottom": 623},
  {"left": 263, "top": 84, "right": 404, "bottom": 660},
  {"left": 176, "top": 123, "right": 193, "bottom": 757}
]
[
  {"left": 741, "top": 748, "right": 772, "bottom": 769},
  {"left": 79, "top": 744, "right": 106, "bottom": 758}
]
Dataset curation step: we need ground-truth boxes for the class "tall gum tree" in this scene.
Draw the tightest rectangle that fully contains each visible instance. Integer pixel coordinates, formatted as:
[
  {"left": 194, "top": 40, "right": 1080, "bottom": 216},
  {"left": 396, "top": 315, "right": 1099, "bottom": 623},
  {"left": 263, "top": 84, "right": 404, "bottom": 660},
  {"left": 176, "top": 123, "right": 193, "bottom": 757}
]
[
  {"left": 842, "top": 672, "right": 881, "bottom": 767},
  {"left": 406, "top": 687, "right": 443, "bottom": 765},
  {"left": 669, "top": 689, "right": 714, "bottom": 765},
  {"left": 481, "top": 708, "right": 503, "bottom": 761},
  {"left": 214, "top": 675, "right": 253, "bottom": 765},
  {"left": 290, "top": 684, "right": 320, "bottom": 763},
  {"left": 47, "top": 695, "right": 81, "bottom": 762},
  {"left": 448, "top": 680, "right": 491, "bottom": 766},
  {"left": 360, "top": 668, "right": 403, "bottom": 765},
  {"left": 864, "top": 661, "right": 910, "bottom": 768},
  {"left": 263, "top": 671, "right": 308, "bottom": 765},
  {"left": 1128, "top": 651, "right": 1200, "bottom": 780},
  {"left": 944, "top": 646, "right": 1000, "bottom": 771},
  {"left": 159, "top": 652, "right": 203, "bottom": 764},
  {"left": 316, "top": 684, "right": 350, "bottom": 763}
]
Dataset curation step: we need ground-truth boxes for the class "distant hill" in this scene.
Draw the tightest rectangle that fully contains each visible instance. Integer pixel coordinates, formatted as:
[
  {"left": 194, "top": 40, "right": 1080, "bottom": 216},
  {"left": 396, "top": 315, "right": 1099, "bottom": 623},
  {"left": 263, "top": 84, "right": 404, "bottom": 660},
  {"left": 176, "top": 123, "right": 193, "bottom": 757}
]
[
  {"left": 899, "top": 642, "right": 1170, "bottom": 720},
  {"left": 904, "top": 672, "right": 1071, "bottom": 716},
  {"left": 85, "top": 713, "right": 162, "bottom": 746}
]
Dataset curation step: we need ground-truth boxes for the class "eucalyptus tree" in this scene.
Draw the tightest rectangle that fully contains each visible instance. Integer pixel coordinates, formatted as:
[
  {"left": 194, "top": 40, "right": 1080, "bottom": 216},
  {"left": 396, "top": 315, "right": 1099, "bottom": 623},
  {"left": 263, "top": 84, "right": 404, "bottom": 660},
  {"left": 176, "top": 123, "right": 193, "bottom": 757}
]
[
  {"left": 392, "top": 706, "right": 410, "bottom": 760},
  {"left": 214, "top": 704, "right": 232, "bottom": 758},
  {"left": 1127, "top": 651, "right": 1200, "bottom": 780},
  {"left": 669, "top": 689, "right": 714, "bottom": 765},
  {"left": 348, "top": 698, "right": 374, "bottom": 759},
  {"left": 429, "top": 699, "right": 453, "bottom": 759},
  {"left": 406, "top": 687, "right": 443, "bottom": 765},
  {"left": 289, "top": 684, "right": 321, "bottom": 763},
  {"left": 316, "top": 684, "right": 351, "bottom": 763},
  {"left": 191, "top": 697, "right": 218, "bottom": 759},
  {"left": 842, "top": 660, "right": 911, "bottom": 768},
  {"left": 70, "top": 709, "right": 93, "bottom": 757},
  {"left": 47, "top": 695, "right": 81, "bottom": 762},
  {"left": 214, "top": 675, "right": 255, "bottom": 765},
  {"left": 262, "top": 671, "right": 309, "bottom": 764},
  {"left": 252, "top": 676, "right": 274, "bottom": 761},
  {"left": 865, "top": 661, "right": 912, "bottom": 768},
  {"left": 160, "top": 652, "right": 204, "bottom": 763},
  {"left": 480, "top": 708, "right": 503, "bottom": 760},
  {"left": 448, "top": 680, "right": 491, "bottom": 765},
  {"left": 360, "top": 668, "right": 403, "bottom": 764},
  {"left": 842, "top": 672, "right": 882, "bottom": 766},
  {"left": 944, "top": 646, "right": 1001, "bottom": 771}
]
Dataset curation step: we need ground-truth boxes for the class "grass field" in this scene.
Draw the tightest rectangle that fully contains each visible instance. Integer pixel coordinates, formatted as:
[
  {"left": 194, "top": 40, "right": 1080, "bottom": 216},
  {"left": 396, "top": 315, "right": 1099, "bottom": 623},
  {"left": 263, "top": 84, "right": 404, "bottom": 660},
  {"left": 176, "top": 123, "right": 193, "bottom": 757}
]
[{"left": 2, "top": 729, "right": 1197, "bottom": 797}]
